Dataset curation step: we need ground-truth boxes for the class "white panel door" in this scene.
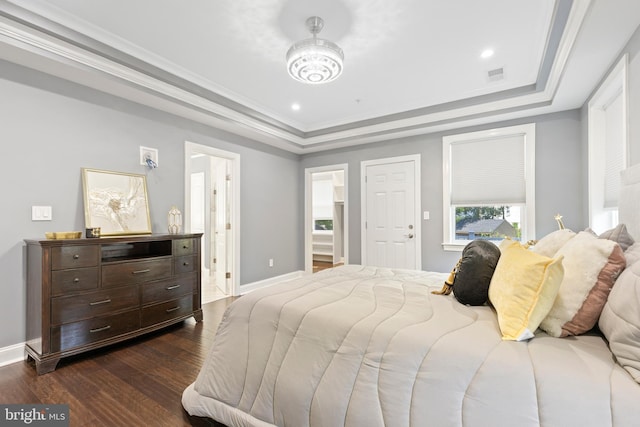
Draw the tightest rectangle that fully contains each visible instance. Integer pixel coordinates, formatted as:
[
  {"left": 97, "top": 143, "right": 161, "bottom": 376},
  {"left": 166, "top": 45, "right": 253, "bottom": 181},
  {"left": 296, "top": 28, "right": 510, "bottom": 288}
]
[
  {"left": 215, "top": 165, "right": 230, "bottom": 294},
  {"left": 364, "top": 160, "right": 417, "bottom": 269}
]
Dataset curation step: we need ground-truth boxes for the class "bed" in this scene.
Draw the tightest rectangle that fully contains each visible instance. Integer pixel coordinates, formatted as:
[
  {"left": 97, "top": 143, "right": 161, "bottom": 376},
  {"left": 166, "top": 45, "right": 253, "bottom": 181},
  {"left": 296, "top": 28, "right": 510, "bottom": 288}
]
[{"left": 182, "top": 165, "right": 640, "bottom": 427}]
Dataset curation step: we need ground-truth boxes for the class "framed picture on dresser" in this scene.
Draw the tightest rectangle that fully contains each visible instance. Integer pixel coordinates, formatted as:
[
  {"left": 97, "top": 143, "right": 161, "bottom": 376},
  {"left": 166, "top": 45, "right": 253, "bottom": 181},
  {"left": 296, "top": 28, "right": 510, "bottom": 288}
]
[{"left": 81, "top": 168, "right": 152, "bottom": 236}]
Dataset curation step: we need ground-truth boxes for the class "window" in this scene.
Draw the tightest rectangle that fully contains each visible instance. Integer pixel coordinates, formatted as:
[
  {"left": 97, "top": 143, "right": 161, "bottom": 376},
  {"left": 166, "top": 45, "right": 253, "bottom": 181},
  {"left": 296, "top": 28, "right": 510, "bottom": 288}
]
[
  {"left": 442, "top": 123, "right": 536, "bottom": 251},
  {"left": 588, "top": 55, "right": 627, "bottom": 233},
  {"left": 314, "top": 219, "right": 333, "bottom": 231}
]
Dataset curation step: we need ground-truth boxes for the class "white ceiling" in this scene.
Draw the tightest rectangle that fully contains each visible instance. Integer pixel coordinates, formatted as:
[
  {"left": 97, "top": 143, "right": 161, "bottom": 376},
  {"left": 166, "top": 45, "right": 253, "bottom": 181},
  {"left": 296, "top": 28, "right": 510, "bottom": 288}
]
[{"left": 1, "top": 0, "right": 639, "bottom": 153}]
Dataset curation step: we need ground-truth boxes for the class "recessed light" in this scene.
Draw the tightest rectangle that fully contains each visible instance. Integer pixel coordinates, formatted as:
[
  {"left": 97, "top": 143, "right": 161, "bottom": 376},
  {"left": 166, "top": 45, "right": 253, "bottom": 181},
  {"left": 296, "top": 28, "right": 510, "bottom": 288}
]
[
  {"left": 481, "top": 49, "right": 494, "bottom": 59},
  {"left": 291, "top": 103, "right": 301, "bottom": 111}
]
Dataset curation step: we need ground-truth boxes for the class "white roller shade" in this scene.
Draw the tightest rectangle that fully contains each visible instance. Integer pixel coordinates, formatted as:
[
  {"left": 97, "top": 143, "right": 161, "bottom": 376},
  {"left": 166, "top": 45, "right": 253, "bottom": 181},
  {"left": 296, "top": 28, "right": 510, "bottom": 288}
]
[
  {"left": 450, "top": 134, "right": 526, "bottom": 205},
  {"left": 312, "top": 178, "right": 333, "bottom": 218},
  {"left": 603, "top": 91, "right": 624, "bottom": 208}
]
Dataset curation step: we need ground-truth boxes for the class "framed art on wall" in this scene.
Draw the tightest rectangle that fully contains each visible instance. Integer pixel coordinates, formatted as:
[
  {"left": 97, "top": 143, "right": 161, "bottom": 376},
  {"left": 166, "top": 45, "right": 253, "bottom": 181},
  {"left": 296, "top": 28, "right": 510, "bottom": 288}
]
[{"left": 81, "top": 168, "right": 152, "bottom": 236}]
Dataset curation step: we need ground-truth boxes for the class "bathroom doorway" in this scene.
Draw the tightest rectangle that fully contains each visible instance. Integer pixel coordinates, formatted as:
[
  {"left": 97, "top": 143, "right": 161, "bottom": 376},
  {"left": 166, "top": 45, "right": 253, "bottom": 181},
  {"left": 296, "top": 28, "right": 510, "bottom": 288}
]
[{"left": 185, "top": 142, "right": 240, "bottom": 302}]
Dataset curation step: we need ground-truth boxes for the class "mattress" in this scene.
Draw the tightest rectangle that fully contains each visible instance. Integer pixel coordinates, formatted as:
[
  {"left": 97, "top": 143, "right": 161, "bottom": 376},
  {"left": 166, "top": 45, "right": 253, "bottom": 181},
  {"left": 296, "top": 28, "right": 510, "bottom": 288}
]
[{"left": 182, "top": 265, "right": 640, "bottom": 426}]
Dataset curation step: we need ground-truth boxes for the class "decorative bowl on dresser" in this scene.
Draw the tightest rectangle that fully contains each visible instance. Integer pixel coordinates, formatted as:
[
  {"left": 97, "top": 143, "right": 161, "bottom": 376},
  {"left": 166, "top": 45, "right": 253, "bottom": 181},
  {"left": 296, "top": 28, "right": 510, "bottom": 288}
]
[{"left": 25, "top": 233, "right": 203, "bottom": 374}]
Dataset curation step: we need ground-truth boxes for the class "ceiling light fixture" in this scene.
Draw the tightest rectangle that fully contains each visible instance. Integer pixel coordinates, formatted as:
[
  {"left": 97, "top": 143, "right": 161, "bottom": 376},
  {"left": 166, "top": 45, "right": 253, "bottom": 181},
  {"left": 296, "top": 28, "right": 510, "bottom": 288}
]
[
  {"left": 286, "top": 16, "right": 344, "bottom": 84},
  {"left": 481, "top": 49, "right": 494, "bottom": 59}
]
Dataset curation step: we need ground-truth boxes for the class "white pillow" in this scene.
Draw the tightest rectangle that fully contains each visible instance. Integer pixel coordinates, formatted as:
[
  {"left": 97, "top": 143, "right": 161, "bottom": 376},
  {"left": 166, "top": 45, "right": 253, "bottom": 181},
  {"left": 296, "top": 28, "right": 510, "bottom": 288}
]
[
  {"left": 624, "top": 242, "right": 640, "bottom": 266},
  {"left": 599, "top": 260, "right": 640, "bottom": 383},
  {"left": 531, "top": 229, "right": 576, "bottom": 258}
]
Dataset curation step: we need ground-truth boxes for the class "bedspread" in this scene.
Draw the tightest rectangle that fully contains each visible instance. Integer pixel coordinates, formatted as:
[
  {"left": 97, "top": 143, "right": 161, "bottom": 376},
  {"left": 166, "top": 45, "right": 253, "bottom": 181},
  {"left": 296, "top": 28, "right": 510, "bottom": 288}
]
[{"left": 182, "top": 265, "right": 640, "bottom": 426}]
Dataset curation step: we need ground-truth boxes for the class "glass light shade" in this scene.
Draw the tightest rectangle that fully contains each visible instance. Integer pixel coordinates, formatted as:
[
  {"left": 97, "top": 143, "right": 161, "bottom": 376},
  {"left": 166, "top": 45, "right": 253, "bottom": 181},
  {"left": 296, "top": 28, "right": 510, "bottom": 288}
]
[
  {"left": 168, "top": 206, "right": 182, "bottom": 234},
  {"left": 286, "top": 38, "right": 344, "bottom": 84}
]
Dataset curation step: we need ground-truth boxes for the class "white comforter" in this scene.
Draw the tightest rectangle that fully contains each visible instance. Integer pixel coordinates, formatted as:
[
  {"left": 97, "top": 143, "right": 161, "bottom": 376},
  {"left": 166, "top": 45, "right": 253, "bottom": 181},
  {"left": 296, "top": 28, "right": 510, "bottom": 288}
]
[{"left": 182, "top": 265, "right": 640, "bottom": 427}]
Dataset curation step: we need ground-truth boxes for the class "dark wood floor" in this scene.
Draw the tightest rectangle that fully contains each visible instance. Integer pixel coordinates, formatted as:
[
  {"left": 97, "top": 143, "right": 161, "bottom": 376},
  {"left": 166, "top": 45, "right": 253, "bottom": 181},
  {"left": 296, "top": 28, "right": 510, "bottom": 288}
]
[
  {"left": 0, "top": 297, "right": 237, "bottom": 427},
  {"left": 312, "top": 261, "right": 342, "bottom": 273}
]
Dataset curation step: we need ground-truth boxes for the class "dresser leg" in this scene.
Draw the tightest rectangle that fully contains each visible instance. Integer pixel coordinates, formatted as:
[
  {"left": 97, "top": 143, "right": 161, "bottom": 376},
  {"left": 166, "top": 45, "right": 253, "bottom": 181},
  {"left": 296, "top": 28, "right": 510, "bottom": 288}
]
[
  {"left": 35, "top": 357, "right": 60, "bottom": 375},
  {"left": 193, "top": 309, "right": 203, "bottom": 323}
]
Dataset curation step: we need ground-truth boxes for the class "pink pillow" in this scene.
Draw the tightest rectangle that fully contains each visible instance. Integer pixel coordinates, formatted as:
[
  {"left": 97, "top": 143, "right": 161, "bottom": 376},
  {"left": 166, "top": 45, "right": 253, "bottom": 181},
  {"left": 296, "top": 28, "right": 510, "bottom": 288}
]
[{"left": 540, "top": 231, "right": 626, "bottom": 337}]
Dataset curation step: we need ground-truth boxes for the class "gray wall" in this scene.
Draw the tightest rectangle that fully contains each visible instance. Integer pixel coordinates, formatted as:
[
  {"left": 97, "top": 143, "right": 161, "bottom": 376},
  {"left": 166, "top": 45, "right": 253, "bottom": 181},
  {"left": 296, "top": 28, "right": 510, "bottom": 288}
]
[
  {"left": 300, "top": 110, "right": 583, "bottom": 273},
  {"left": 0, "top": 60, "right": 302, "bottom": 349},
  {"left": 3, "top": 23, "right": 638, "bottom": 353}
]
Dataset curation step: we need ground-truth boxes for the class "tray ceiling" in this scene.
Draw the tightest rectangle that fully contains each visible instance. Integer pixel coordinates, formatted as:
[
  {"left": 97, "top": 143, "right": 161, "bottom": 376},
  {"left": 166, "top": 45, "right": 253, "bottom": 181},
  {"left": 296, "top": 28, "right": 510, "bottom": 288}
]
[{"left": 0, "top": 0, "right": 639, "bottom": 153}]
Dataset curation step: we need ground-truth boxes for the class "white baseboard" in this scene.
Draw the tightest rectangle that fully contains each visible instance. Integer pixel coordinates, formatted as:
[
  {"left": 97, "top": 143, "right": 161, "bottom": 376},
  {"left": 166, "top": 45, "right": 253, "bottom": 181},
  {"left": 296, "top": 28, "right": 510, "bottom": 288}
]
[
  {"left": 0, "top": 342, "right": 26, "bottom": 368},
  {"left": 240, "top": 270, "right": 306, "bottom": 294}
]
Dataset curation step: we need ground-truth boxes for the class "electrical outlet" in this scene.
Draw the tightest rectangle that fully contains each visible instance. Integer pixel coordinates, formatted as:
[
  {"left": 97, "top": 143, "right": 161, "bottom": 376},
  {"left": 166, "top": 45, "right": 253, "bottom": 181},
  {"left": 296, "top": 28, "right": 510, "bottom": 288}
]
[
  {"left": 140, "top": 146, "right": 159, "bottom": 167},
  {"left": 269, "top": 258, "right": 274, "bottom": 267}
]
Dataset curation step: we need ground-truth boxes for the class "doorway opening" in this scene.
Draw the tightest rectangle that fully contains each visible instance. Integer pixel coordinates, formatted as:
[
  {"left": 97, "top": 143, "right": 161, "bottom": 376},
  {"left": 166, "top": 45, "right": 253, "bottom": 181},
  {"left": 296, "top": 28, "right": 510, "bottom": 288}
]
[
  {"left": 305, "top": 164, "right": 349, "bottom": 274},
  {"left": 185, "top": 142, "right": 240, "bottom": 303}
]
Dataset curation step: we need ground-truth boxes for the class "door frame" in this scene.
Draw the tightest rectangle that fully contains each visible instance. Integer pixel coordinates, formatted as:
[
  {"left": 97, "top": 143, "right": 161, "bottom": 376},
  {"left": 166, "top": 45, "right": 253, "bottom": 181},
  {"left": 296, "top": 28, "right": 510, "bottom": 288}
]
[
  {"left": 360, "top": 154, "right": 422, "bottom": 269},
  {"left": 184, "top": 141, "right": 241, "bottom": 296},
  {"left": 304, "top": 164, "right": 349, "bottom": 273}
]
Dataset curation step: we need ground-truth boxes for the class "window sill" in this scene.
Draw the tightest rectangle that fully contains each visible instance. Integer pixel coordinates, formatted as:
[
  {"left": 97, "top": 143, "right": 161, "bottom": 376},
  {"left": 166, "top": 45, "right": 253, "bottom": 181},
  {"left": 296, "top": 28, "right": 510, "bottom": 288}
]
[
  {"left": 444, "top": 239, "right": 517, "bottom": 252},
  {"left": 442, "top": 242, "right": 466, "bottom": 252}
]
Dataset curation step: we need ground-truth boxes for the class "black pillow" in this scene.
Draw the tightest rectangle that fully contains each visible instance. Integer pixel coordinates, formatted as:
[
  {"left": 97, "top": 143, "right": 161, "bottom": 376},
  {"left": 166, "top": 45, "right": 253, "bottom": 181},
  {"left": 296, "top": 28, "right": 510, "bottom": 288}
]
[{"left": 433, "top": 240, "right": 501, "bottom": 306}]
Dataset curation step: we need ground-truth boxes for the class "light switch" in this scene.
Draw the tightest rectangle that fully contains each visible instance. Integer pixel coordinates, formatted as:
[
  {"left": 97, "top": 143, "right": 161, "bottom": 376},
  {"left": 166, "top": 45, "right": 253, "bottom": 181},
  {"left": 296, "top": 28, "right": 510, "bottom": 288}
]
[
  {"left": 42, "top": 206, "right": 52, "bottom": 220},
  {"left": 32, "top": 206, "right": 52, "bottom": 221},
  {"left": 423, "top": 211, "right": 430, "bottom": 220}
]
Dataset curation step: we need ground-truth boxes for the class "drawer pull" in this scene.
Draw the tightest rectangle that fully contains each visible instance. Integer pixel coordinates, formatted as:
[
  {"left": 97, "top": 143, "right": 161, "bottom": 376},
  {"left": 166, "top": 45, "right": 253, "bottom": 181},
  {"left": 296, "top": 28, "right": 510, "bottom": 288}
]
[
  {"left": 73, "top": 254, "right": 80, "bottom": 259},
  {"left": 166, "top": 284, "right": 181, "bottom": 290},
  {"left": 166, "top": 306, "right": 181, "bottom": 313},
  {"left": 182, "top": 262, "right": 190, "bottom": 266},
  {"left": 182, "top": 245, "right": 189, "bottom": 249},
  {"left": 89, "top": 325, "right": 111, "bottom": 333},
  {"left": 132, "top": 269, "right": 151, "bottom": 274},
  {"left": 73, "top": 278, "right": 80, "bottom": 283},
  {"left": 89, "top": 298, "right": 112, "bottom": 306}
]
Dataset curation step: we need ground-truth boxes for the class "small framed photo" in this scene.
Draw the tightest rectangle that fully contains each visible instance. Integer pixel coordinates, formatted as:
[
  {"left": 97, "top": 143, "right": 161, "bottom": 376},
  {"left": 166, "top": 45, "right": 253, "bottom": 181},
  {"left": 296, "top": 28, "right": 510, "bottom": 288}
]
[{"left": 81, "top": 168, "right": 152, "bottom": 236}]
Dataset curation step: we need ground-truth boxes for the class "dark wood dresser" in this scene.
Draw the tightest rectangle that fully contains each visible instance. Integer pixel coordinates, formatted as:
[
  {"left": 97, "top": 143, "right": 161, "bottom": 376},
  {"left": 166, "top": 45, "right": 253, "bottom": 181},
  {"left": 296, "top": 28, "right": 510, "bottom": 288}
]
[{"left": 24, "top": 233, "right": 203, "bottom": 374}]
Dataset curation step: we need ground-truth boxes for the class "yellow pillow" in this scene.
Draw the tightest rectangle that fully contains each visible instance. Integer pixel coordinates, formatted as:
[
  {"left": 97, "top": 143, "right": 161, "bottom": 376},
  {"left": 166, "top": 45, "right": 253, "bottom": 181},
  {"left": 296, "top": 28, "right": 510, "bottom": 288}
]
[{"left": 489, "top": 239, "right": 564, "bottom": 341}]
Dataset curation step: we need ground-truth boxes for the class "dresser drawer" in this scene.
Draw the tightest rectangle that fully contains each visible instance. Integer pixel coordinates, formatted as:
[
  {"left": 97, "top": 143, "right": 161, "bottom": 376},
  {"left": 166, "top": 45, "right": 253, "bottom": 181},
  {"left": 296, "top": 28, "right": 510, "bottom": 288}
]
[
  {"left": 173, "top": 238, "right": 196, "bottom": 257},
  {"left": 141, "top": 295, "right": 193, "bottom": 328},
  {"left": 174, "top": 255, "right": 198, "bottom": 275},
  {"left": 102, "top": 257, "right": 172, "bottom": 288},
  {"left": 51, "top": 267, "right": 99, "bottom": 295},
  {"left": 51, "top": 286, "right": 139, "bottom": 325},
  {"left": 142, "top": 273, "right": 195, "bottom": 305},
  {"left": 51, "top": 245, "right": 99, "bottom": 270},
  {"left": 51, "top": 308, "right": 140, "bottom": 352}
]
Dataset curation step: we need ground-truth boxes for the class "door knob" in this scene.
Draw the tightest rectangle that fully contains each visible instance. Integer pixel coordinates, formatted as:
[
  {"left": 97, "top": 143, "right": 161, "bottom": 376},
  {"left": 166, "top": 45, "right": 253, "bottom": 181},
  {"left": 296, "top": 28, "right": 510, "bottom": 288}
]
[{"left": 404, "top": 233, "right": 414, "bottom": 239}]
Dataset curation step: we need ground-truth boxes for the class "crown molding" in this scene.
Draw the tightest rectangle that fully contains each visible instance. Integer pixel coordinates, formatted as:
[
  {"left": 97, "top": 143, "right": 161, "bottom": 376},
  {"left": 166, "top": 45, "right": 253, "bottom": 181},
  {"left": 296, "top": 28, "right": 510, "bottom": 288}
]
[{"left": 0, "top": 0, "right": 591, "bottom": 154}]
